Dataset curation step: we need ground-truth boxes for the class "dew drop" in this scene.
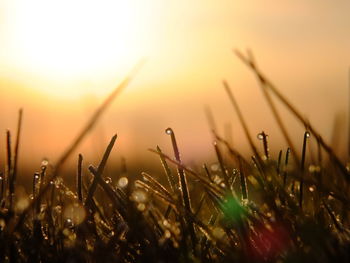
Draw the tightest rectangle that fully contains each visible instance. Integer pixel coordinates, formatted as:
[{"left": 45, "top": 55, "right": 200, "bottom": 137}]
[
  {"left": 309, "top": 186, "right": 315, "bottom": 192},
  {"left": 118, "top": 177, "right": 128, "bottom": 188},
  {"left": 34, "top": 173, "right": 40, "bottom": 180},
  {"left": 137, "top": 203, "right": 146, "bottom": 211},
  {"left": 0, "top": 176, "right": 3, "bottom": 181},
  {"left": 305, "top": 132, "right": 310, "bottom": 138},
  {"left": 41, "top": 159, "right": 49, "bottom": 166},
  {"left": 213, "top": 175, "right": 222, "bottom": 185},
  {"left": 132, "top": 190, "right": 147, "bottom": 203},
  {"left": 211, "top": 163, "right": 219, "bottom": 172},
  {"left": 64, "top": 203, "right": 86, "bottom": 225},
  {"left": 54, "top": 206, "right": 62, "bottom": 216},
  {"left": 164, "top": 230, "right": 171, "bottom": 239},
  {"left": 105, "top": 177, "right": 112, "bottom": 184},
  {"left": 257, "top": 133, "right": 264, "bottom": 140},
  {"left": 165, "top": 128, "right": 172, "bottom": 135}
]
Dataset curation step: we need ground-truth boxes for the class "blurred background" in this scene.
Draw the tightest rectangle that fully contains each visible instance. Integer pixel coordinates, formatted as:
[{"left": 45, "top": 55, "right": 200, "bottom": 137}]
[{"left": 0, "top": 0, "right": 349, "bottom": 176}]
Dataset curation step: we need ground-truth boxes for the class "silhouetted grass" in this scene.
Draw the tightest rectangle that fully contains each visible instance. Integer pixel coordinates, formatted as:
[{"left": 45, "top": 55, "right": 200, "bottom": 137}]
[{"left": 1, "top": 53, "right": 350, "bottom": 262}]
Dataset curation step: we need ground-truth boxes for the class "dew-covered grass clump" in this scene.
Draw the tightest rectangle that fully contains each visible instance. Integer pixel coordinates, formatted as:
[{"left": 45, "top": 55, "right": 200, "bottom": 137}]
[{"left": 1, "top": 52, "right": 350, "bottom": 262}]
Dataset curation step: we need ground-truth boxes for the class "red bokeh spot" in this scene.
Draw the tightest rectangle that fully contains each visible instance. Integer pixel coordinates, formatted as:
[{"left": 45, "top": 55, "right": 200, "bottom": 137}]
[{"left": 248, "top": 222, "right": 290, "bottom": 261}]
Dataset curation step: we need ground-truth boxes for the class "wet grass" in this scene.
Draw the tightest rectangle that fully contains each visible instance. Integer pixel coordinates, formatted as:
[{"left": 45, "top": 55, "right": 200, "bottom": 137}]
[{"left": 1, "top": 52, "right": 350, "bottom": 262}]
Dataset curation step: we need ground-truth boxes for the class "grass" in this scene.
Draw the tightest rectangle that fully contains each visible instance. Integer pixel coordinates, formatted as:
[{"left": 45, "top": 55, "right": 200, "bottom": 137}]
[{"left": 1, "top": 51, "right": 350, "bottom": 262}]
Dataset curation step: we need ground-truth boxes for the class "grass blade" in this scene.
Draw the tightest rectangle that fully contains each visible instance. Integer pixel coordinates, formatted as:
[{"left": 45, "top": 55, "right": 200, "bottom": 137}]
[
  {"left": 299, "top": 131, "right": 310, "bottom": 208},
  {"left": 77, "top": 154, "right": 83, "bottom": 202},
  {"left": 223, "top": 80, "right": 260, "bottom": 159},
  {"left": 85, "top": 134, "right": 117, "bottom": 207}
]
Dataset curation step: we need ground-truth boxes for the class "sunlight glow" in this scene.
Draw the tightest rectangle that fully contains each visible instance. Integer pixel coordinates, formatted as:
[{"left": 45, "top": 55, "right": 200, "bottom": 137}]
[{"left": 5, "top": 0, "right": 154, "bottom": 97}]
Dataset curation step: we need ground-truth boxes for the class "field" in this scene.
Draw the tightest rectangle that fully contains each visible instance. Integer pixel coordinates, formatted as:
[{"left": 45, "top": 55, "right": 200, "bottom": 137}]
[{"left": 1, "top": 51, "right": 350, "bottom": 262}]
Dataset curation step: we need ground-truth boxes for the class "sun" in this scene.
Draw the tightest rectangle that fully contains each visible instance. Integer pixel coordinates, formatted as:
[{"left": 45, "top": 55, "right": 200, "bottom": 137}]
[{"left": 2, "top": 0, "right": 154, "bottom": 97}]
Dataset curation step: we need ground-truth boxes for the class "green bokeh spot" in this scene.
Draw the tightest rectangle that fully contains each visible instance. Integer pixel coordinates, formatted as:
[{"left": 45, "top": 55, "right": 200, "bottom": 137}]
[{"left": 222, "top": 196, "right": 244, "bottom": 226}]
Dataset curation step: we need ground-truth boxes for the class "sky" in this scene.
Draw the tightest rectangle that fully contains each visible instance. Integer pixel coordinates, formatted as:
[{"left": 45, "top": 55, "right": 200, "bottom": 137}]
[{"left": 0, "top": 0, "right": 349, "bottom": 172}]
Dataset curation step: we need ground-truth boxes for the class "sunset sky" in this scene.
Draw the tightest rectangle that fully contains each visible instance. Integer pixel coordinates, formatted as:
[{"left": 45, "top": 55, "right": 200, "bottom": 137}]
[{"left": 0, "top": 0, "right": 349, "bottom": 171}]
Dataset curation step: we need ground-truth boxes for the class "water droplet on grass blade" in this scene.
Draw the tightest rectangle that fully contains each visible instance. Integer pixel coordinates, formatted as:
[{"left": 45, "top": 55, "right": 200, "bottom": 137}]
[
  {"left": 164, "top": 230, "right": 171, "bottom": 238},
  {"left": 118, "top": 177, "right": 128, "bottom": 188},
  {"left": 132, "top": 190, "right": 147, "bottom": 203},
  {"left": 211, "top": 163, "right": 219, "bottom": 172},
  {"left": 137, "top": 203, "right": 146, "bottom": 211},
  {"left": 165, "top": 128, "right": 172, "bottom": 135},
  {"left": 105, "top": 177, "right": 112, "bottom": 184},
  {"left": 257, "top": 133, "right": 264, "bottom": 140},
  {"left": 64, "top": 203, "right": 86, "bottom": 225},
  {"left": 41, "top": 158, "right": 49, "bottom": 166}
]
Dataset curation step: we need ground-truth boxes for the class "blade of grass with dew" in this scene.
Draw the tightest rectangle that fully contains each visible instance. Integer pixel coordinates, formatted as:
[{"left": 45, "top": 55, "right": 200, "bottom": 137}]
[
  {"left": 141, "top": 172, "right": 174, "bottom": 201},
  {"left": 283, "top": 148, "right": 291, "bottom": 188},
  {"left": 85, "top": 134, "right": 117, "bottom": 208},
  {"left": 257, "top": 131, "right": 269, "bottom": 160},
  {"left": 165, "top": 127, "right": 197, "bottom": 251},
  {"left": 148, "top": 148, "right": 225, "bottom": 197},
  {"left": 299, "top": 131, "right": 310, "bottom": 208},
  {"left": 238, "top": 158, "right": 248, "bottom": 201}
]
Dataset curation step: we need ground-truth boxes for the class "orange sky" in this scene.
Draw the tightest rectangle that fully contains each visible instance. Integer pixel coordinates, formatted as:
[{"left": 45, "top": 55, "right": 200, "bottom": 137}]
[{"left": 0, "top": 0, "right": 350, "bottom": 171}]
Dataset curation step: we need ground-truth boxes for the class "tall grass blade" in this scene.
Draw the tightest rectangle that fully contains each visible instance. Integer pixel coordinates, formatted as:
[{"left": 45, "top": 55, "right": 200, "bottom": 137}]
[
  {"left": 277, "top": 150, "right": 282, "bottom": 175},
  {"left": 223, "top": 80, "right": 260, "bottom": 158},
  {"left": 257, "top": 131, "right": 270, "bottom": 159},
  {"left": 238, "top": 158, "right": 248, "bottom": 201},
  {"left": 283, "top": 148, "right": 290, "bottom": 188},
  {"left": 6, "top": 130, "right": 12, "bottom": 197},
  {"left": 77, "top": 154, "right": 83, "bottom": 202},
  {"left": 299, "top": 131, "right": 310, "bottom": 208},
  {"left": 165, "top": 127, "right": 197, "bottom": 249}
]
